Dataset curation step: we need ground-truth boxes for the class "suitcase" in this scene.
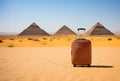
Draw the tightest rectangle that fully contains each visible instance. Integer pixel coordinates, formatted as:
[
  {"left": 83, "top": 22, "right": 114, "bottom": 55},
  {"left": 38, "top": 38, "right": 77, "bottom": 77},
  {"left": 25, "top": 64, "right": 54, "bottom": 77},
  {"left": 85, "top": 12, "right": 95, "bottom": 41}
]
[{"left": 71, "top": 28, "right": 91, "bottom": 67}]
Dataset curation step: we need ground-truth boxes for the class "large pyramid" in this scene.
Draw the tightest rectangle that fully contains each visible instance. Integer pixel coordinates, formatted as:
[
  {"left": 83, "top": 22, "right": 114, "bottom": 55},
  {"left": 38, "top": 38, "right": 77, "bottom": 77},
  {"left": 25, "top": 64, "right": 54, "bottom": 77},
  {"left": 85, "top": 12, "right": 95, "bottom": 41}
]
[
  {"left": 18, "top": 23, "right": 49, "bottom": 36},
  {"left": 86, "top": 22, "right": 114, "bottom": 36},
  {"left": 54, "top": 25, "right": 76, "bottom": 35}
]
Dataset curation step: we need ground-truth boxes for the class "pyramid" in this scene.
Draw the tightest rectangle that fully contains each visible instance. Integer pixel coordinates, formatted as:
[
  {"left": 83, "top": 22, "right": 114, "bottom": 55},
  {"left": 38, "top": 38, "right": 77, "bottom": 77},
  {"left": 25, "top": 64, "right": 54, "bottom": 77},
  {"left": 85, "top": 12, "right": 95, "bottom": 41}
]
[
  {"left": 86, "top": 22, "right": 114, "bottom": 36},
  {"left": 54, "top": 25, "right": 76, "bottom": 35},
  {"left": 18, "top": 23, "right": 49, "bottom": 36}
]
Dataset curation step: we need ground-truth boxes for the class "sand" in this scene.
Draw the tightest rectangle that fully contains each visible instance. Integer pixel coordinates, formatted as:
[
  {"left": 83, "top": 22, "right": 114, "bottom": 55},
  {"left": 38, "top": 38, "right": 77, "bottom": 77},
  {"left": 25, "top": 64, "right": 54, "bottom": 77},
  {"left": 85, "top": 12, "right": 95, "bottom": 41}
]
[
  {"left": 0, "top": 35, "right": 120, "bottom": 47},
  {"left": 0, "top": 47, "right": 120, "bottom": 81}
]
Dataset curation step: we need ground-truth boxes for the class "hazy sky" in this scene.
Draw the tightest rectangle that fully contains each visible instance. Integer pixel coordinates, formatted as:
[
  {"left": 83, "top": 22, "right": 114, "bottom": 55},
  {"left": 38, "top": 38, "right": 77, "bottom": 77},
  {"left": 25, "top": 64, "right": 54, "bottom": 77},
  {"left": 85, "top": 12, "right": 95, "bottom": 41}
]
[{"left": 0, "top": 0, "right": 120, "bottom": 34}]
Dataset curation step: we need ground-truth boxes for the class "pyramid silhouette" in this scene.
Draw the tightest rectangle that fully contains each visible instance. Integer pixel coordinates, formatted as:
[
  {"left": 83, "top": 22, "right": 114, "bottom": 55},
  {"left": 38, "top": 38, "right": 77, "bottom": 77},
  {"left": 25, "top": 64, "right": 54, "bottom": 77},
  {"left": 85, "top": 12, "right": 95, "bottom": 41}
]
[
  {"left": 54, "top": 25, "right": 76, "bottom": 35},
  {"left": 86, "top": 22, "right": 114, "bottom": 35},
  {"left": 18, "top": 23, "right": 49, "bottom": 36}
]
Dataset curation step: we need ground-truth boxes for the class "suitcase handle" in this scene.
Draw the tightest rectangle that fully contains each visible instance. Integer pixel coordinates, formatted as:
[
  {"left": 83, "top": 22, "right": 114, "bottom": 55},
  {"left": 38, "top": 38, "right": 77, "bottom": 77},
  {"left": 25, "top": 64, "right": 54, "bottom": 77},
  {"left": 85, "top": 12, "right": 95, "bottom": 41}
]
[
  {"left": 77, "top": 28, "right": 86, "bottom": 31},
  {"left": 77, "top": 28, "right": 86, "bottom": 39}
]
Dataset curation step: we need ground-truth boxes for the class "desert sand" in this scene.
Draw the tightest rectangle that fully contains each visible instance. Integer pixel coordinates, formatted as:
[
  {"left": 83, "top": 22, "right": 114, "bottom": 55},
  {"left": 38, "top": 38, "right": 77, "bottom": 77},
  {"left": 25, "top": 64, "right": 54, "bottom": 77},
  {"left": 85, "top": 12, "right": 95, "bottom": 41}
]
[
  {"left": 0, "top": 47, "right": 120, "bottom": 81},
  {"left": 0, "top": 35, "right": 120, "bottom": 47},
  {"left": 0, "top": 35, "right": 120, "bottom": 81}
]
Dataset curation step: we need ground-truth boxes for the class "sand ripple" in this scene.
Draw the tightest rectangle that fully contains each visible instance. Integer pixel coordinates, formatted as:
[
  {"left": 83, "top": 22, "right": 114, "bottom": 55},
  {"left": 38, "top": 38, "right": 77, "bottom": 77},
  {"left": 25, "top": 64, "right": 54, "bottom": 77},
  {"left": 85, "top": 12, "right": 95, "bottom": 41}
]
[{"left": 0, "top": 47, "right": 120, "bottom": 81}]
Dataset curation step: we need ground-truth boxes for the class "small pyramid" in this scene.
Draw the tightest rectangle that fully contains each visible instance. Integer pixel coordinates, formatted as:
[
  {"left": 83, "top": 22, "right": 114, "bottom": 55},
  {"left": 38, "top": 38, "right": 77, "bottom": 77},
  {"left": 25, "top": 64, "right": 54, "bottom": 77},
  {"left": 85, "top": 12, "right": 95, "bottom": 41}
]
[
  {"left": 54, "top": 25, "right": 76, "bottom": 35},
  {"left": 86, "top": 22, "right": 114, "bottom": 35},
  {"left": 18, "top": 22, "right": 49, "bottom": 36}
]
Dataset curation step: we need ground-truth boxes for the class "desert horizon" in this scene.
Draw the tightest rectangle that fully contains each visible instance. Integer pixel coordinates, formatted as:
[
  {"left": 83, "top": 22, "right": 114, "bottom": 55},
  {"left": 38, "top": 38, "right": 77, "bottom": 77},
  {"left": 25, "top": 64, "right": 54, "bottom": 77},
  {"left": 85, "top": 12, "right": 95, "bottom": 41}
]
[{"left": 0, "top": 35, "right": 120, "bottom": 47}]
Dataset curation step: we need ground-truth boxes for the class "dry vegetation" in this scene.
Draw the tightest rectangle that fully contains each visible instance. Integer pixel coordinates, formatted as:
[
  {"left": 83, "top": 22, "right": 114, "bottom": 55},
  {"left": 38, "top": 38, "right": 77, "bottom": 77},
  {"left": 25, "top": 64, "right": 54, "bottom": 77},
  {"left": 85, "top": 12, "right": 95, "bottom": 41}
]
[
  {"left": 0, "top": 40, "right": 3, "bottom": 43},
  {"left": 0, "top": 35, "right": 120, "bottom": 47}
]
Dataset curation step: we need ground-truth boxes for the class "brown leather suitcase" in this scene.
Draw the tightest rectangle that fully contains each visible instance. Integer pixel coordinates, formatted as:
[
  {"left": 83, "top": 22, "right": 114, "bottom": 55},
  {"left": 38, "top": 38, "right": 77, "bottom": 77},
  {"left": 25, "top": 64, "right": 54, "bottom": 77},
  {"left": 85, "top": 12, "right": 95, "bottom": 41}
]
[{"left": 71, "top": 28, "right": 92, "bottom": 67}]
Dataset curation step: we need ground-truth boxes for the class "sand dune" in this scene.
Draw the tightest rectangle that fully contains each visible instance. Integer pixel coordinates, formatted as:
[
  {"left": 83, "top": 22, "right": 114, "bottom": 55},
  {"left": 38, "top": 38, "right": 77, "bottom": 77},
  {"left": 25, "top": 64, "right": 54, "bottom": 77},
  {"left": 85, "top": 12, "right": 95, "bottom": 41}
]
[{"left": 0, "top": 47, "right": 120, "bottom": 81}]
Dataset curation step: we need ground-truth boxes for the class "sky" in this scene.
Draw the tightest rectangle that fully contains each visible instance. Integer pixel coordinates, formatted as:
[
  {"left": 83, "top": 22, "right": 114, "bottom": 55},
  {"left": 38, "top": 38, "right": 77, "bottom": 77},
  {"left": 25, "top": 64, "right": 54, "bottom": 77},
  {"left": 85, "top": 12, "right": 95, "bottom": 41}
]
[{"left": 0, "top": 0, "right": 120, "bottom": 34}]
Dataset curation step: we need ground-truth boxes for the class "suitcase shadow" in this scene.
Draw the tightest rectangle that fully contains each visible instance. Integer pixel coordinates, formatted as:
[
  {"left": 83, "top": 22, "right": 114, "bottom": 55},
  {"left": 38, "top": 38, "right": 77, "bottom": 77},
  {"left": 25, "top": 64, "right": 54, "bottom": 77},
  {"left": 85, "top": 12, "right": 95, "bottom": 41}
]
[
  {"left": 75, "top": 65, "right": 113, "bottom": 68},
  {"left": 89, "top": 65, "right": 113, "bottom": 68}
]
